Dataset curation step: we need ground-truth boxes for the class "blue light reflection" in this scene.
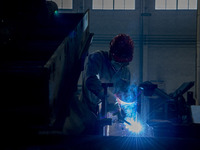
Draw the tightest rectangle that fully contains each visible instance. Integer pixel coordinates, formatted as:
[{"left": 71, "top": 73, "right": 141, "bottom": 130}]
[{"left": 116, "top": 94, "right": 142, "bottom": 134}]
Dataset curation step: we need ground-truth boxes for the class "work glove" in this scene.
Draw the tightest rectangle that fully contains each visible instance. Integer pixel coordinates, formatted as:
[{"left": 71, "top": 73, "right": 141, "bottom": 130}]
[
  {"left": 117, "top": 108, "right": 126, "bottom": 122},
  {"left": 112, "top": 103, "right": 126, "bottom": 122}
]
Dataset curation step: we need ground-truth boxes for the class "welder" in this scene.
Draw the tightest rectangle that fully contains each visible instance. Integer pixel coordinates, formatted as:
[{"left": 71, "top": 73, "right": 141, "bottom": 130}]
[
  {"left": 80, "top": 33, "right": 134, "bottom": 134},
  {"left": 63, "top": 34, "right": 134, "bottom": 135}
]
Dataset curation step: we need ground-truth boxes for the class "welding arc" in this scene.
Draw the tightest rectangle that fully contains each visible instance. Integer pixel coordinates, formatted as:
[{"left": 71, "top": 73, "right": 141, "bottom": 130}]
[
  {"left": 113, "top": 111, "right": 131, "bottom": 125},
  {"left": 120, "top": 118, "right": 131, "bottom": 125}
]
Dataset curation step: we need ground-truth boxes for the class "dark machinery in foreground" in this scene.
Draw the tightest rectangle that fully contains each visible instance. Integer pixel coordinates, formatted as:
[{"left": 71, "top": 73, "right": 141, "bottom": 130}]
[
  {"left": 139, "top": 81, "right": 195, "bottom": 124},
  {"left": 0, "top": 0, "right": 93, "bottom": 134}
]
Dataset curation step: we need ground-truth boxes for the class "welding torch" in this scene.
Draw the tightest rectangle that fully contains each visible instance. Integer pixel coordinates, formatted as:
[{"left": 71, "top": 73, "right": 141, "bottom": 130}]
[{"left": 112, "top": 107, "right": 131, "bottom": 125}]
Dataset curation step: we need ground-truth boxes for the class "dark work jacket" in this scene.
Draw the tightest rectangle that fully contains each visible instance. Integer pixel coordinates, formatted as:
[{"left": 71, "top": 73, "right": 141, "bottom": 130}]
[{"left": 80, "top": 50, "right": 131, "bottom": 114}]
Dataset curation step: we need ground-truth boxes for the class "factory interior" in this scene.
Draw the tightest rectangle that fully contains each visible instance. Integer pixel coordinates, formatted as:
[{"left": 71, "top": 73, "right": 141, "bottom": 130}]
[{"left": 1, "top": 0, "right": 200, "bottom": 149}]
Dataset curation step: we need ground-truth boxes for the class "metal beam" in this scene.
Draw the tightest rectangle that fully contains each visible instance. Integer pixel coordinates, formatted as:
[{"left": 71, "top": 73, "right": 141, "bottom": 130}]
[{"left": 196, "top": 0, "right": 200, "bottom": 105}]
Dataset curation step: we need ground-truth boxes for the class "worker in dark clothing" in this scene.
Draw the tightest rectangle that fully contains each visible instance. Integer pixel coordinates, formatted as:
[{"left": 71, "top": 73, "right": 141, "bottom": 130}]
[
  {"left": 63, "top": 34, "right": 134, "bottom": 135},
  {"left": 81, "top": 33, "right": 134, "bottom": 114}
]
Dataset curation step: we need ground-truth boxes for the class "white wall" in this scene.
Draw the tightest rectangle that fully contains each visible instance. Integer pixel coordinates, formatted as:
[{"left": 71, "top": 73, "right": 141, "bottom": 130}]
[
  {"left": 68, "top": 0, "right": 197, "bottom": 97},
  {"left": 88, "top": 0, "right": 197, "bottom": 95}
]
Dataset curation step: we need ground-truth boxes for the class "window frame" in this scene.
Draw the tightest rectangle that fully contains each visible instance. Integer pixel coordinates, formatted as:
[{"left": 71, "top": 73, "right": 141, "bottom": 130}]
[
  {"left": 47, "top": 0, "right": 73, "bottom": 10},
  {"left": 92, "top": 0, "right": 135, "bottom": 10},
  {"left": 155, "top": 0, "right": 197, "bottom": 10}
]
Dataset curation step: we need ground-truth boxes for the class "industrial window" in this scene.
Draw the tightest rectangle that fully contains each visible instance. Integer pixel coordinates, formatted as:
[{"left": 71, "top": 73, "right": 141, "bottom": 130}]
[
  {"left": 155, "top": 0, "right": 197, "bottom": 10},
  {"left": 92, "top": 0, "right": 135, "bottom": 10},
  {"left": 48, "top": 0, "right": 73, "bottom": 9}
]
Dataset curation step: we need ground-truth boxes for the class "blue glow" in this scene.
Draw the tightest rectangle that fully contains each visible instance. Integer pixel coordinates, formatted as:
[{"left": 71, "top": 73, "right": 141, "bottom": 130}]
[
  {"left": 54, "top": 10, "right": 59, "bottom": 16},
  {"left": 140, "top": 87, "right": 144, "bottom": 90},
  {"left": 116, "top": 85, "right": 143, "bottom": 133},
  {"left": 69, "top": 31, "right": 76, "bottom": 38},
  {"left": 125, "top": 118, "right": 142, "bottom": 133}
]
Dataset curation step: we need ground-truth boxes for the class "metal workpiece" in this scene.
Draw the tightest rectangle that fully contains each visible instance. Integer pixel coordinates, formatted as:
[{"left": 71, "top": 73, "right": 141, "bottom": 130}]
[{"left": 99, "top": 83, "right": 114, "bottom": 136}]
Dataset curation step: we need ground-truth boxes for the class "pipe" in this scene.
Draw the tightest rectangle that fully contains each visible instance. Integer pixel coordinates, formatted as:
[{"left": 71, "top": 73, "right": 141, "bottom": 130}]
[{"left": 196, "top": 0, "right": 200, "bottom": 105}]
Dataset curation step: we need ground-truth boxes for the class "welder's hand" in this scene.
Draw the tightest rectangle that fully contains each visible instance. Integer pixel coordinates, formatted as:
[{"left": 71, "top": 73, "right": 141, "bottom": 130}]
[
  {"left": 117, "top": 109, "right": 126, "bottom": 122},
  {"left": 107, "top": 102, "right": 119, "bottom": 112},
  {"left": 112, "top": 104, "right": 126, "bottom": 120}
]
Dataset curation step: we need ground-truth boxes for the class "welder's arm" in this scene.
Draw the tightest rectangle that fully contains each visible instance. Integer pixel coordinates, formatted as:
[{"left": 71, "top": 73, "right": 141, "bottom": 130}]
[
  {"left": 86, "top": 76, "right": 125, "bottom": 120},
  {"left": 86, "top": 75, "right": 104, "bottom": 100},
  {"left": 86, "top": 76, "right": 117, "bottom": 105},
  {"left": 85, "top": 52, "right": 120, "bottom": 107},
  {"left": 85, "top": 52, "right": 105, "bottom": 102},
  {"left": 107, "top": 90, "right": 118, "bottom": 104}
]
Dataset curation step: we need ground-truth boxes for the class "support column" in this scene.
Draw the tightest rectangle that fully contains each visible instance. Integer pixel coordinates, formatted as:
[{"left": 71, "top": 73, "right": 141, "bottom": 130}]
[
  {"left": 140, "top": 0, "right": 151, "bottom": 123},
  {"left": 196, "top": 0, "right": 200, "bottom": 105}
]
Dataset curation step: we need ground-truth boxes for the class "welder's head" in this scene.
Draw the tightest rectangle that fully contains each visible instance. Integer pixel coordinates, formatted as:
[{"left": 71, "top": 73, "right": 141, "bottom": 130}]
[{"left": 110, "top": 34, "right": 134, "bottom": 63}]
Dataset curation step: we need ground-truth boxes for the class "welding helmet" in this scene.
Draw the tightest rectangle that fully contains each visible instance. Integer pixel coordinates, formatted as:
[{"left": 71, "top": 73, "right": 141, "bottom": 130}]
[{"left": 109, "top": 34, "right": 134, "bottom": 63}]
